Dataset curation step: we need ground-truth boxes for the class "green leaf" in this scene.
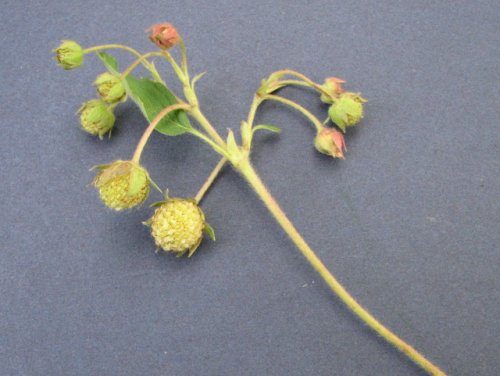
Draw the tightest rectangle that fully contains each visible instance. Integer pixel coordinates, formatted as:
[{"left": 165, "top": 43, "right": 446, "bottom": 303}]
[
  {"left": 253, "top": 124, "right": 282, "bottom": 134},
  {"left": 204, "top": 223, "right": 216, "bottom": 241},
  {"left": 96, "top": 52, "right": 119, "bottom": 74},
  {"left": 125, "top": 76, "right": 192, "bottom": 136},
  {"left": 191, "top": 72, "right": 206, "bottom": 90},
  {"left": 97, "top": 52, "right": 192, "bottom": 136}
]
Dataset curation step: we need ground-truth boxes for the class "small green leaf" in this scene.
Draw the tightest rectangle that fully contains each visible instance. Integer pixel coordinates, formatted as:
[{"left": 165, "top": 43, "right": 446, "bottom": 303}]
[
  {"left": 191, "top": 72, "right": 206, "bottom": 90},
  {"left": 226, "top": 129, "right": 240, "bottom": 157},
  {"left": 204, "top": 223, "right": 216, "bottom": 241},
  {"left": 128, "top": 168, "right": 147, "bottom": 196},
  {"left": 253, "top": 124, "right": 282, "bottom": 134},
  {"left": 125, "top": 76, "right": 192, "bottom": 136},
  {"left": 96, "top": 52, "right": 119, "bottom": 74}
]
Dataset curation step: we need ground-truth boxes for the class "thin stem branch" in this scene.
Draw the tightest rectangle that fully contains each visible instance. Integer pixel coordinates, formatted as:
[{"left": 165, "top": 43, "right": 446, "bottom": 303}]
[
  {"left": 179, "top": 39, "right": 189, "bottom": 78},
  {"left": 132, "top": 103, "right": 192, "bottom": 163},
  {"left": 274, "top": 69, "right": 330, "bottom": 98},
  {"left": 119, "top": 52, "right": 163, "bottom": 79},
  {"left": 237, "top": 159, "right": 446, "bottom": 376},
  {"left": 263, "top": 94, "right": 323, "bottom": 132},
  {"left": 194, "top": 158, "right": 227, "bottom": 203}
]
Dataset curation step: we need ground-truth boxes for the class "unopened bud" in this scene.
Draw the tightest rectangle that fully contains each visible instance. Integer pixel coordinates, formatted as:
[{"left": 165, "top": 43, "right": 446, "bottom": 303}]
[
  {"left": 147, "top": 23, "right": 181, "bottom": 50},
  {"left": 314, "top": 128, "right": 346, "bottom": 159},
  {"left": 94, "top": 72, "right": 126, "bottom": 104},
  {"left": 78, "top": 99, "right": 115, "bottom": 139},
  {"left": 53, "top": 40, "right": 84, "bottom": 70},
  {"left": 328, "top": 92, "right": 367, "bottom": 132},
  {"left": 319, "top": 77, "right": 345, "bottom": 104}
]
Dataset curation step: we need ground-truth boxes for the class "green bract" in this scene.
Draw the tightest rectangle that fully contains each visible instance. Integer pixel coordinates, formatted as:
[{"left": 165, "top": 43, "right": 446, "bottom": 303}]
[
  {"left": 78, "top": 99, "right": 115, "bottom": 138},
  {"left": 92, "top": 160, "right": 151, "bottom": 211},
  {"left": 54, "top": 40, "right": 83, "bottom": 70},
  {"left": 328, "top": 92, "right": 367, "bottom": 132}
]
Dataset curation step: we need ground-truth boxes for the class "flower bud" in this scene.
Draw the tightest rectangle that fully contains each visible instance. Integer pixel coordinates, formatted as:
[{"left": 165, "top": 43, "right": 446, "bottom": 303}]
[
  {"left": 94, "top": 72, "right": 126, "bottom": 104},
  {"left": 314, "top": 128, "right": 346, "bottom": 159},
  {"left": 78, "top": 99, "right": 115, "bottom": 139},
  {"left": 319, "top": 77, "right": 345, "bottom": 104},
  {"left": 328, "top": 92, "right": 367, "bottom": 132},
  {"left": 147, "top": 23, "right": 181, "bottom": 50},
  {"left": 148, "top": 198, "right": 212, "bottom": 257},
  {"left": 92, "top": 160, "right": 150, "bottom": 210},
  {"left": 53, "top": 40, "right": 84, "bottom": 70}
]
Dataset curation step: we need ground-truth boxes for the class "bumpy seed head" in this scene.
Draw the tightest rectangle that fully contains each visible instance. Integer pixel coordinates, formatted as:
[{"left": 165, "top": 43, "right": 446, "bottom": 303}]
[
  {"left": 93, "top": 160, "right": 150, "bottom": 210},
  {"left": 53, "top": 40, "right": 84, "bottom": 70},
  {"left": 149, "top": 199, "right": 206, "bottom": 257},
  {"left": 94, "top": 72, "right": 126, "bottom": 104},
  {"left": 314, "top": 128, "right": 346, "bottom": 159},
  {"left": 328, "top": 92, "right": 367, "bottom": 132},
  {"left": 319, "top": 77, "right": 346, "bottom": 104},
  {"left": 78, "top": 99, "right": 115, "bottom": 138},
  {"left": 147, "top": 23, "right": 181, "bottom": 50}
]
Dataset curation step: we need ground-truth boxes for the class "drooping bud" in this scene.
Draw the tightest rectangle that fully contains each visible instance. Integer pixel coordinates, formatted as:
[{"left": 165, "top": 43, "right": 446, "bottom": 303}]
[
  {"left": 147, "top": 23, "right": 181, "bottom": 50},
  {"left": 53, "top": 40, "right": 84, "bottom": 70},
  {"left": 147, "top": 198, "right": 214, "bottom": 257},
  {"left": 319, "top": 77, "right": 345, "bottom": 104},
  {"left": 314, "top": 128, "right": 346, "bottom": 159},
  {"left": 78, "top": 99, "right": 115, "bottom": 139},
  {"left": 92, "top": 160, "right": 151, "bottom": 210},
  {"left": 94, "top": 72, "right": 126, "bottom": 104},
  {"left": 328, "top": 92, "right": 367, "bottom": 132}
]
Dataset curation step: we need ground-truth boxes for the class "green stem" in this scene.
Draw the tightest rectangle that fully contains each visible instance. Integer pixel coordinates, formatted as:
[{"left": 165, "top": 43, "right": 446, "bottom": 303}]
[
  {"left": 119, "top": 52, "right": 163, "bottom": 80},
  {"left": 194, "top": 158, "right": 227, "bottom": 203},
  {"left": 274, "top": 69, "right": 330, "bottom": 98},
  {"left": 263, "top": 94, "right": 323, "bottom": 132},
  {"left": 83, "top": 44, "right": 162, "bottom": 82},
  {"left": 237, "top": 158, "right": 446, "bottom": 376},
  {"left": 188, "top": 107, "right": 226, "bottom": 148},
  {"left": 247, "top": 95, "right": 263, "bottom": 127},
  {"left": 179, "top": 39, "right": 189, "bottom": 78},
  {"left": 131, "top": 103, "right": 192, "bottom": 163}
]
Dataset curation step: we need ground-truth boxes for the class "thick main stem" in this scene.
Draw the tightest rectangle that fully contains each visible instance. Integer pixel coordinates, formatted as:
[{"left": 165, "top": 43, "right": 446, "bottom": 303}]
[{"left": 238, "top": 159, "right": 446, "bottom": 376}]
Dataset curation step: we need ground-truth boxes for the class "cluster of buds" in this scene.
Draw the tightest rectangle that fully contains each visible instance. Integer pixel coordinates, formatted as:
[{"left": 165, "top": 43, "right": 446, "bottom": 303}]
[{"left": 314, "top": 78, "right": 366, "bottom": 158}]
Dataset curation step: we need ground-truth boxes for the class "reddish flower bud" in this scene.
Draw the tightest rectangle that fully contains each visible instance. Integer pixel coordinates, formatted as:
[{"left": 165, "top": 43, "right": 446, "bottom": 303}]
[
  {"left": 147, "top": 23, "right": 181, "bottom": 50},
  {"left": 320, "top": 77, "right": 346, "bottom": 104},
  {"left": 314, "top": 128, "right": 346, "bottom": 159}
]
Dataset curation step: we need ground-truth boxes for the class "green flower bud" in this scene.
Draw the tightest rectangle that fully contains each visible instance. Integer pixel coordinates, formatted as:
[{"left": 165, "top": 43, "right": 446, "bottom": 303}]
[
  {"left": 92, "top": 160, "right": 150, "bottom": 211},
  {"left": 328, "top": 92, "right": 367, "bottom": 132},
  {"left": 94, "top": 72, "right": 126, "bottom": 104},
  {"left": 314, "top": 128, "right": 346, "bottom": 159},
  {"left": 53, "top": 40, "right": 84, "bottom": 70},
  {"left": 148, "top": 198, "right": 213, "bottom": 257},
  {"left": 78, "top": 99, "right": 115, "bottom": 139}
]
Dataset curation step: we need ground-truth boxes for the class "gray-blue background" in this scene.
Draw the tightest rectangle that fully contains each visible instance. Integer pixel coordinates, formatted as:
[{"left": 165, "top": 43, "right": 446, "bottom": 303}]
[{"left": 1, "top": 1, "right": 498, "bottom": 375}]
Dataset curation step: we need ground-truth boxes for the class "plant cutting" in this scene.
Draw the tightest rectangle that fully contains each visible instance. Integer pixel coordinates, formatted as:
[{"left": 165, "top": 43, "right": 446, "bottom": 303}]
[{"left": 54, "top": 23, "right": 446, "bottom": 375}]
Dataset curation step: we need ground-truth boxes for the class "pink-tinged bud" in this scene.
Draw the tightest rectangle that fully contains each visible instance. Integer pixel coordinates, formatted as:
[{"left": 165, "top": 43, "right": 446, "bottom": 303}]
[
  {"left": 314, "top": 128, "right": 346, "bottom": 159},
  {"left": 147, "top": 23, "right": 181, "bottom": 49},
  {"left": 320, "top": 77, "right": 346, "bottom": 104}
]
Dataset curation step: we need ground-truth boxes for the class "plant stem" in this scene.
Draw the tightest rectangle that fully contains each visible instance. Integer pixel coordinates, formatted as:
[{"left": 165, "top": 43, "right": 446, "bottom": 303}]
[
  {"left": 237, "top": 158, "right": 446, "bottom": 376},
  {"left": 131, "top": 103, "right": 192, "bottom": 164},
  {"left": 274, "top": 69, "right": 330, "bottom": 98},
  {"left": 83, "top": 44, "right": 162, "bottom": 82},
  {"left": 188, "top": 107, "right": 226, "bottom": 148},
  {"left": 194, "top": 158, "right": 227, "bottom": 203},
  {"left": 119, "top": 52, "right": 163, "bottom": 79},
  {"left": 263, "top": 94, "right": 323, "bottom": 132}
]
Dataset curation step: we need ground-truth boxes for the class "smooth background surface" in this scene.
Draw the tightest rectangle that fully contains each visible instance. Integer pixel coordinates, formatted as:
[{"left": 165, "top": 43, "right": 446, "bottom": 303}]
[{"left": 1, "top": 1, "right": 498, "bottom": 375}]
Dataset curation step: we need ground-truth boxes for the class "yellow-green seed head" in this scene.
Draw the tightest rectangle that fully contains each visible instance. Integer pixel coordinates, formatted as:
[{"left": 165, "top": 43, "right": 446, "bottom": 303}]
[
  {"left": 94, "top": 72, "right": 126, "bottom": 104},
  {"left": 54, "top": 40, "right": 84, "bottom": 70},
  {"left": 92, "top": 160, "right": 150, "bottom": 210},
  {"left": 328, "top": 92, "right": 367, "bottom": 132},
  {"left": 149, "top": 199, "right": 206, "bottom": 256},
  {"left": 78, "top": 99, "right": 115, "bottom": 138}
]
